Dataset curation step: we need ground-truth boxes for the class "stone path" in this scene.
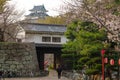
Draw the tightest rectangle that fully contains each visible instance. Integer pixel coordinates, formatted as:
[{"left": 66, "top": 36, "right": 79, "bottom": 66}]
[{"left": 4, "top": 70, "right": 71, "bottom": 80}]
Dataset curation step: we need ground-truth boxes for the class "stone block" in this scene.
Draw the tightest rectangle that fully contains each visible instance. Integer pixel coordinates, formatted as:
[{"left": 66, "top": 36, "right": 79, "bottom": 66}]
[
  {"left": 10, "top": 65, "right": 16, "bottom": 69},
  {"left": 17, "top": 64, "right": 23, "bottom": 69},
  {"left": 25, "top": 56, "right": 32, "bottom": 61},
  {"left": 12, "top": 61, "right": 20, "bottom": 65},
  {"left": 0, "top": 54, "right": 5, "bottom": 59},
  {"left": 22, "top": 61, "right": 28, "bottom": 64},
  {"left": 24, "top": 52, "right": 30, "bottom": 56},
  {"left": 2, "top": 64, "right": 9, "bottom": 69},
  {"left": 11, "top": 50, "right": 17, "bottom": 54},
  {"left": 0, "top": 50, "right": 5, "bottom": 54},
  {"left": 5, "top": 61, "right": 13, "bottom": 64},
  {"left": 5, "top": 50, "right": 11, "bottom": 54},
  {"left": 0, "top": 46, "right": 7, "bottom": 50},
  {"left": 0, "top": 59, "right": 5, "bottom": 63},
  {"left": 0, "top": 64, "right": 2, "bottom": 68}
]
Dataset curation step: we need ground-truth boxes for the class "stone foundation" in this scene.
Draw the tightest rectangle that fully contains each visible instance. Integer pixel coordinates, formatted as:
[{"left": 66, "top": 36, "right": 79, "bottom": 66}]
[{"left": 0, "top": 42, "right": 39, "bottom": 77}]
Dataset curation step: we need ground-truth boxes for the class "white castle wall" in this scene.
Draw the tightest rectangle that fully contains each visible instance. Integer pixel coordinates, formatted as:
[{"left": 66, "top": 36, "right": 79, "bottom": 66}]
[{"left": 23, "top": 33, "right": 67, "bottom": 44}]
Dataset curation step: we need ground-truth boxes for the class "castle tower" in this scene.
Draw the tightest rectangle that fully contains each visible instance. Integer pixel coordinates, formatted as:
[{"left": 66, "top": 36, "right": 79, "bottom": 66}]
[{"left": 26, "top": 5, "right": 49, "bottom": 22}]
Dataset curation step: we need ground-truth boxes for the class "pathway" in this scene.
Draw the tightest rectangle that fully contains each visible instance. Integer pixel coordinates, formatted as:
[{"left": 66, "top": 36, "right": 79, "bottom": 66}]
[{"left": 4, "top": 70, "right": 71, "bottom": 80}]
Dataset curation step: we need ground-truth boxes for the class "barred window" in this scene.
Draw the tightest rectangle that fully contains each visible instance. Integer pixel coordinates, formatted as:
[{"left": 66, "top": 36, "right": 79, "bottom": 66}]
[
  {"left": 42, "top": 37, "right": 51, "bottom": 42},
  {"left": 52, "top": 37, "right": 61, "bottom": 42}
]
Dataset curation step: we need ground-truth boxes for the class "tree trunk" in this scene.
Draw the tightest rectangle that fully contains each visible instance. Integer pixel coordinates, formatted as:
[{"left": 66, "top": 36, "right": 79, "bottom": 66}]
[{"left": 0, "top": 30, "right": 4, "bottom": 42}]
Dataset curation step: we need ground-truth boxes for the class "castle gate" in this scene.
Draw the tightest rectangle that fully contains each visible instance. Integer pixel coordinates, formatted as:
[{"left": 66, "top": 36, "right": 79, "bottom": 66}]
[{"left": 36, "top": 44, "right": 62, "bottom": 70}]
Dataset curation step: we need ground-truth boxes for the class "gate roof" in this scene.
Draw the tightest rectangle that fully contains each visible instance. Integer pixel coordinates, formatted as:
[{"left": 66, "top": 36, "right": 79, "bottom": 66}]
[{"left": 21, "top": 23, "right": 66, "bottom": 34}]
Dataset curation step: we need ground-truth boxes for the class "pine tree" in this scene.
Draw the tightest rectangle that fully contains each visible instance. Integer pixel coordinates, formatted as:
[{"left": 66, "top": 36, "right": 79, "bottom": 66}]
[{"left": 62, "top": 20, "right": 108, "bottom": 75}]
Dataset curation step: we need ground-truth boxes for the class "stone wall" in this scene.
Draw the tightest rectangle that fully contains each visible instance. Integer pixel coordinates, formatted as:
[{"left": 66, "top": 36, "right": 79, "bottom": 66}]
[{"left": 0, "top": 42, "right": 40, "bottom": 77}]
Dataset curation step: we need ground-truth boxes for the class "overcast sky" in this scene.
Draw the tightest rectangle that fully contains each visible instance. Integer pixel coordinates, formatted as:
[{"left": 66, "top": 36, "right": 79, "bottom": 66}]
[{"left": 10, "top": 0, "right": 64, "bottom": 16}]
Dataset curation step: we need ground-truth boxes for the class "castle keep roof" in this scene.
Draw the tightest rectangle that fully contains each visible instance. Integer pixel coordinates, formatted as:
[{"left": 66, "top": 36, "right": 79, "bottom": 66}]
[
  {"left": 29, "top": 5, "right": 48, "bottom": 12},
  {"left": 26, "top": 5, "right": 49, "bottom": 19}
]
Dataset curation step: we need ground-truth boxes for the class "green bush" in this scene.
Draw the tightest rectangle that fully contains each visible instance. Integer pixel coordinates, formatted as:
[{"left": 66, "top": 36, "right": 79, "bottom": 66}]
[{"left": 86, "top": 69, "right": 99, "bottom": 75}]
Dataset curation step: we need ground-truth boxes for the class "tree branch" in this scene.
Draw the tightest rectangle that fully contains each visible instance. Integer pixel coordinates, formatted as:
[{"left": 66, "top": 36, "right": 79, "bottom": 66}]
[{"left": 83, "top": 0, "right": 114, "bottom": 35}]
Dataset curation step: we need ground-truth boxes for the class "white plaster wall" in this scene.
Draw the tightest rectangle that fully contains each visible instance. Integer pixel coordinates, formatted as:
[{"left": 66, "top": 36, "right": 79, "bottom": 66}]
[
  {"left": 61, "top": 36, "right": 67, "bottom": 44},
  {"left": 24, "top": 33, "right": 67, "bottom": 44}
]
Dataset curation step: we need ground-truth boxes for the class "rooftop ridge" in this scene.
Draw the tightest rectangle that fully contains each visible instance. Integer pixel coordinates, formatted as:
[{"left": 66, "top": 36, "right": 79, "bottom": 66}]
[{"left": 21, "top": 22, "right": 66, "bottom": 27}]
